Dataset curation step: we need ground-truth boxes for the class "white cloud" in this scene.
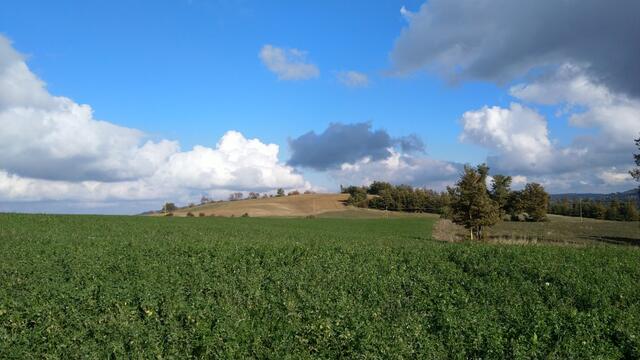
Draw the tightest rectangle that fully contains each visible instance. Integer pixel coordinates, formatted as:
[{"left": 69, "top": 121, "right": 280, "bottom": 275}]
[
  {"left": 459, "top": 103, "right": 553, "bottom": 173},
  {"left": 460, "top": 68, "right": 640, "bottom": 192},
  {"left": 336, "top": 71, "right": 369, "bottom": 88},
  {"left": 154, "top": 131, "right": 305, "bottom": 191},
  {"left": 597, "top": 168, "right": 632, "bottom": 185},
  {"left": 0, "top": 35, "right": 179, "bottom": 182},
  {"left": 510, "top": 65, "right": 640, "bottom": 170},
  {"left": 259, "top": 44, "right": 319, "bottom": 80},
  {"left": 510, "top": 64, "right": 613, "bottom": 107},
  {"left": 0, "top": 35, "right": 308, "bottom": 209},
  {"left": 331, "top": 148, "right": 461, "bottom": 191}
]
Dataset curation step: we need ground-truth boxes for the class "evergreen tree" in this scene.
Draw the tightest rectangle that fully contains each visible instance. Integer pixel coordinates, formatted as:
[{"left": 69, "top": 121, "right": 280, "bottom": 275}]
[
  {"left": 592, "top": 202, "right": 607, "bottom": 220},
  {"left": 506, "top": 190, "right": 524, "bottom": 219},
  {"left": 346, "top": 187, "right": 368, "bottom": 206},
  {"left": 490, "top": 174, "right": 512, "bottom": 218},
  {"left": 367, "top": 181, "right": 393, "bottom": 195},
  {"left": 521, "top": 183, "right": 549, "bottom": 221},
  {"left": 448, "top": 164, "right": 499, "bottom": 240},
  {"left": 606, "top": 200, "right": 621, "bottom": 221},
  {"left": 622, "top": 201, "right": 639, "bottom": 221}
]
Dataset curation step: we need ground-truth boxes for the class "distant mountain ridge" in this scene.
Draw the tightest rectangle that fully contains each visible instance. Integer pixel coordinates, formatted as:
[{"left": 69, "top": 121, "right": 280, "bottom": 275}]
[{"left": 550, "top": 188, "right": 639, "bottom": 205}]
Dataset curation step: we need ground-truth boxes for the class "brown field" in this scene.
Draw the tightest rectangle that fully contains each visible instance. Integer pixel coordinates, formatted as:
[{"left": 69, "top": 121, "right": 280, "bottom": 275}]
[
  {"left": 164, "top": 193, "right": 352, "bottom": 217},
  {"left": 433, "top": 214, "right": 640, "bottom": 246},
  {"left": 161, "top": 193, "right": 441, "bottom": 219}
]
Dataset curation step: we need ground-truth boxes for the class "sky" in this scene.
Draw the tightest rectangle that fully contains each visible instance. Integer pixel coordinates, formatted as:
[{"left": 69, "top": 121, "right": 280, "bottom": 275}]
[{"left": 0, "top": 0, "right": 639, "bottom": 214}]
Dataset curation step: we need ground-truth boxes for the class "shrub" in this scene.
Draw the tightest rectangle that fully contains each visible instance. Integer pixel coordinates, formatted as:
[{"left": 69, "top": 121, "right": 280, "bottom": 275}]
[
  {"left": 241, "top": 212, "right": 250, "bottom": 217},
  {"left": 186, "top": 212, "right": 194, "bottom": 217},
  {"left": 198, "top": 213, "right": 205, "bottom": 217},
  {"left": 162, "top": 202, "right": 177, "bottom": 212}
]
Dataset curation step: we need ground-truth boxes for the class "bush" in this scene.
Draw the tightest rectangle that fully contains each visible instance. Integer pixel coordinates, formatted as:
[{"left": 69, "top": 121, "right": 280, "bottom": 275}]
[
  {"left": 164, "top": 212, "right": 174, "bottom": 217},
  {"left": 186, "top": 212, "right": 194, "bottom": 217},
  {"left": 241, "top": 213, "right": 250, "bottom": 217},
  {"left": 162, "top": 202, "right": 177, "bottom": 212},
  {"left": 198, "top": 213, "right": 205, "bottom": 217},
  {"left": 346, "top": 187, "right": 368, "bottom": 207}
]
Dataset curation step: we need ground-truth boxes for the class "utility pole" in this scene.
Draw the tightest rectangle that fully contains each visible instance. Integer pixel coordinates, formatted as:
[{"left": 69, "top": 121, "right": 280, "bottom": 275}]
[{"left": 579, "top": 198, "right": 583, "bottom": 222}]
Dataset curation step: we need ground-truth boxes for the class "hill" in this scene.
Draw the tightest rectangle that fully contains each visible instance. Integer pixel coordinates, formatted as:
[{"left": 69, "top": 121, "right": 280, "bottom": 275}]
[
  {"left": 163, "top": 193, "right": 353, "bottom": 217},
  {"left": 551, "top": 188, "right": 639, "bottom": 205}
]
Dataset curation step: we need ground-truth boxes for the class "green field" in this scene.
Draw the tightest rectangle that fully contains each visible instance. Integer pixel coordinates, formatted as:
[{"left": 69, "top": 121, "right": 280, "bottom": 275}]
[{"left": 1, "top": 214, "right": 639, "bottom": 358}]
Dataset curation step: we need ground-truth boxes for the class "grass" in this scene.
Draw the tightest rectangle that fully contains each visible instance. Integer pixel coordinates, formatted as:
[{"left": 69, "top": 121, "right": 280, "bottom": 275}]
[
  {"left": 1, "top": 213, "right": 639, "bottom": 358},
  {"left": 434, "top": 215, "right": 640, "bottom": 246}
]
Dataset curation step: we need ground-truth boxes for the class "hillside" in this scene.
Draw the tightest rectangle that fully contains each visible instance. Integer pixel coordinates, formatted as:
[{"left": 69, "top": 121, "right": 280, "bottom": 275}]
[
  {"left": 165, "top": 193, "right": 351, "bottom": 217},
  {"left": 551, "top": 188, "right": 639, "bottom": 205}
]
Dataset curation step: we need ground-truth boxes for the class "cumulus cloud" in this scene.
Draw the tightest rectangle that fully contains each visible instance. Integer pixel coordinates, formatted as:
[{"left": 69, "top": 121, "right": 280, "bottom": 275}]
[
  {"left": 0, "top": 131, "right": 308, "bottom": 205},
  {"left": 288, "top": 122, "right": 426, "bottom": 171},
  {"left": 391, "top": 0, "right": 640, "bottom": 97},
  {"left": 336, "top": 71, "right": 369, "bottom": 88},
  {"left": 458, "top": 99, "right": 639, "bottom": 192},
  {"left": 259, "top": 44, "right": 319, "bottom": 80},
  {"left": 0, "top": 35, "right": 308, "bottom": 209},
  {"left": 0, "top": 36, "right": 179, "bottom": 182},
  {"left": 331, "top": 148, "right": 461, "bottom": 190},
  {"left": 390, "top": 1, "right": 640, "bottom": 192},
  {"left": 459, "top": 103, "right": 553, "bottom": 174},
  {"left": 288, "top": 122, "right": 458, "bottom": 190}
]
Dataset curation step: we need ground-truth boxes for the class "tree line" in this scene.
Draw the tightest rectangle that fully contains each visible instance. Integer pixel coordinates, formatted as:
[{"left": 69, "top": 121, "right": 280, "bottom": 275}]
[
  {"left": 548, "top": 198, "right": 639, "bottom": 221},
  {"left": 343, "top": 164, "right": 550, "bottom": 240}
]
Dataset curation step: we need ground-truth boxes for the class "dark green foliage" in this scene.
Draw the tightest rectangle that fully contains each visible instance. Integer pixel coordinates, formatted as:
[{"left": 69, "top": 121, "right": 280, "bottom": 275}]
[
  {"left": 490, "top": 175, "right": 512, "bottom": 218},
  {"left": 520, "top": 183, "right": 549, "bottom": 221},
  {"left": 162, "top": 202, "right": 177, "bottom": 212},
  {"left": 1, "top": 214, "right": 639, "bottom": 358},
  {"left": 367, "top": 181, "right": 393, "bottom": 195},
  {"left": 365, "top": 185, "right": 449, "bottom": 214},
  {"left": 549, "top": 198, "right": 640, "bottom": 221},
  {"left": 342, "top": 172, "right": 547, "bottom": 223},
  {"left": 276, "top": 188, "right": 285, "bottom": 197},
  {"left": 345, "top": 186, "right": 368, "bottom": 206},
  {"left": 448, "top": 164, "right": 500, "bottom": 239}
]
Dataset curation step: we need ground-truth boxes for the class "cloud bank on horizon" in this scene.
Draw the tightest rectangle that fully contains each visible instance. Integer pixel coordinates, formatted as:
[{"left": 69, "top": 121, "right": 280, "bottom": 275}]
[{"left": 1, "top": 0, "right": 639, "bottom": 213}]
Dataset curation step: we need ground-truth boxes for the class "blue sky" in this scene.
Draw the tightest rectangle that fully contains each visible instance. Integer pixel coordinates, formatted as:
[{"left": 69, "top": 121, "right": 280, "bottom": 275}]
[
  {"left": 2, "top": 0, "right": 496, "bottom": 158},
  {"left": 0, "top": 0, "right": 638, "bottom": 213}
]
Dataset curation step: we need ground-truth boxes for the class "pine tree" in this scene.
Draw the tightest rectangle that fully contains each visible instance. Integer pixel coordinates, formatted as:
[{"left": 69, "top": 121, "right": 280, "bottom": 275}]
[
  {"left": 622, "top": 201, "right": 639, "bottom": 221},
  {"left": 521, "top": 183, "right": 549, "bottom": 221},
  {"left": 490, "top": 174, "right": 512, "bottom": 218},
  {"left": 448, "top": 164, "right": 499, "bottom": 240}
]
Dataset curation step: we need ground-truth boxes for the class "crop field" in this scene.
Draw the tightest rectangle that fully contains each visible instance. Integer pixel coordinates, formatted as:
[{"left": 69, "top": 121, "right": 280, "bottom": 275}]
[{"left": 1, "top": 213, "right": 640, "bottom": 358}]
